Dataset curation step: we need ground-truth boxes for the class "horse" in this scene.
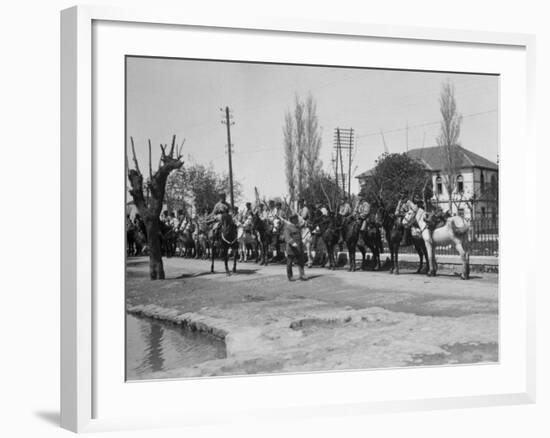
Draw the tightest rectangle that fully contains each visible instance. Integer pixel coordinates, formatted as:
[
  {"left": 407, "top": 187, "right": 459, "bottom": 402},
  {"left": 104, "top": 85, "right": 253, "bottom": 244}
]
[
  {"left": 340, "top": 216, "right": 366, "bottom": 271},
  {"left": 318, "top": 212, "right": 341, "bottom": 270},
  {"left": 160, "top": 222, "right": 177, "bottom": 258},
  {"left": 360, "top": 217, "right": 384, "bottom": 271},
  {"left": 210, "top": 212, "right": 239, "bottom": 275},
  {"left": 377, "top": 206, "right": 428, "bottom": 275},
  {"left": 237, "top": 216, "right": 259, "bottom": 262},
  {"left": 176, "top": 226, "right": 195, "bottom": 258},
  {"left": 402, "top": 203, "right": 470, "bottom": 279},
  {"left": 126, "top": 224, "right": 146, "bottom": 256},
  {"left": 193, "top": 220, "right": 210, "bottom": 259},
  {"left": 300, "top": 223, "right": 315, "bottom": 268},
  {"left": 270, "top": 218, "right": 285, "bottom": 262},
  {"left": 251, "top": 213, "right": 272, "bottom": 265}
]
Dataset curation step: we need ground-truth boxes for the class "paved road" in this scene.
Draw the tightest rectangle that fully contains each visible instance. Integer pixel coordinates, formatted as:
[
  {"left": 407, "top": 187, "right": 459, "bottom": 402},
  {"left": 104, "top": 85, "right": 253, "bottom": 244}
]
[{"left": 126, "top": 256, "right": 498, "bottom": 379}]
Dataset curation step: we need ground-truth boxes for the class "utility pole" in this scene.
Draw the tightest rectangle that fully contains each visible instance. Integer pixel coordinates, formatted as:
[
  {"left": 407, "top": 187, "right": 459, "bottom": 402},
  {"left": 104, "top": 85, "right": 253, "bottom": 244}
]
[
  {"left": 348, "top": 127, "right": 354, "bottom": 199},
  {"left": 337, "top": 129, "right": 345, "bottom": 195},
  {"left": 333, "top": 127, "right": 354, "bottom": 199},
  {"left": 221, "top": 106, "right": 235, "bottom": 208}
]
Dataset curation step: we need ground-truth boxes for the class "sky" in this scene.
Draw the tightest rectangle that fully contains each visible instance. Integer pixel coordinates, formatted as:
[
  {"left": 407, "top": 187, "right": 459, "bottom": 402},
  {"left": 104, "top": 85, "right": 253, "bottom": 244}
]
[{"left": 126, "top": 56, "right": 498, "bottom": 204}]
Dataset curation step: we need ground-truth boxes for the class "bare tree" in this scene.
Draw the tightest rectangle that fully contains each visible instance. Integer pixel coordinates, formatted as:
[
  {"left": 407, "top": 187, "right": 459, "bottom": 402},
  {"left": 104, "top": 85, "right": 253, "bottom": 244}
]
[
  {"left": 283, "top": 112, "right": 296, "bottom": 204},
  {"left": 127, "top": 135, "right": 184, "bottom": 280},
  {"left": 437, "top": 80, "right": 463, "bottom": 212},
  {"left": 304, "top": 93, "right": 322, "bottom": 185},
  {"left": 294, "top": 95, "right": 306, "bottom": 198},
  {"left": 283, "top": 93, "right": 323, "bottom": 206}
]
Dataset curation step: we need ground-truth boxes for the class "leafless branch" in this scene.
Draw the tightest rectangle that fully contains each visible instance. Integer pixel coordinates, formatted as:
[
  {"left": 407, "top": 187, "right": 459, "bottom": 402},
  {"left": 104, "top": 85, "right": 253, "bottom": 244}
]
[
  {"left": 130, "top": 137, "right": 141, "bottom": 175},
  {"left": 148, "top": 139, "right": 153, "bottom": 180}
]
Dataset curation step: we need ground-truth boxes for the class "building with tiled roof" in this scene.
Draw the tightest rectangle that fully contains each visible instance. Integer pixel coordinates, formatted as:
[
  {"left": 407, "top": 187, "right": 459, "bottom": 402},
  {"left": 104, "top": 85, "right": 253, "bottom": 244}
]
[{"left": 356, "top": 145, "right": 498, "bottom": 219}]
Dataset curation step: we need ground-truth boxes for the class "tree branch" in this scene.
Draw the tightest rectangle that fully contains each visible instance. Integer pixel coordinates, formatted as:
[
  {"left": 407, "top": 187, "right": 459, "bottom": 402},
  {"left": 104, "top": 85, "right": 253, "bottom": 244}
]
[{"left": 130, "top": 137, "right": 141, "bottom": 175}]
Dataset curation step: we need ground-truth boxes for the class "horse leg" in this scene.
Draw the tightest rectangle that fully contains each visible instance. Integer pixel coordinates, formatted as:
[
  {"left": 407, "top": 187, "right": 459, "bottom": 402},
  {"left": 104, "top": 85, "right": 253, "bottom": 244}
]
[
  {"left": 414, "top": 242, "right": 423, "bottom": 273},
  {"left": 224, "top": 246, "right": 230, "bottom": 274},
  {"left": 372, "top": 242, "right": 380, "bottom": 271},
  {"left": 210, "top": 240, "right": 215, "bottom": 273},
  {"left": 454, "top": 238, "right": 470, "bottom": 280},
  {"left": 359, "top": 244, "right": 366, "bottom": 270},
  {"left": 347, "top": 242, "right": 354, "bottom": 272},
  {"left": 394, "top": 246, "right": 399, "bottom": 275},
  {"left": 233, "top": 245, "right": 238, "bottom": 273},
  {"left": 425, "top": 239, "right": 436, "bottom": 276}
]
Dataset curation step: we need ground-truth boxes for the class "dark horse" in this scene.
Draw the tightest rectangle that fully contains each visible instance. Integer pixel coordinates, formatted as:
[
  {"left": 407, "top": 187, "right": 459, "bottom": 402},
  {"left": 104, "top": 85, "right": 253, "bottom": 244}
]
[
  {"left": 251, "top": 213, "right": 272, "bottom": 266},
  {"left": 376, "top": 206, "right": 428, "bottom": 275},
  {"left": 340, "top": 215, "right": 383, "bottom": 271},
  {"left": 340, "top": 216, "right": 366, "bottom": 271},
  {"left": 361, "top": 219, "right": 384, "bottom": 271},
  {"left": 210, "top": 212, "right": 239, "bottom": 274},
  {"left": 318, "top": 212, "right": 341, "bottom": 270},
  {"left": 342, "top": 218, "right": 383, "bottom": 271}
]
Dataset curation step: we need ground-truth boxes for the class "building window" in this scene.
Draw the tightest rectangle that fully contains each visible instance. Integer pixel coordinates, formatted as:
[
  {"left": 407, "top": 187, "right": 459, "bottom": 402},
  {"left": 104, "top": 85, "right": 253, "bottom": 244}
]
[
  {"left": 457, "top": 174, "right": 464, "bottom": 193},
  {"left": 481, "top": 207, "right": 486, "bottom": 217},
  {"left": 480, "top": 171, "right": 485, "bottom": 192},
  {"left": 436, "top": 175, "right": 442, "bottom": 195}
]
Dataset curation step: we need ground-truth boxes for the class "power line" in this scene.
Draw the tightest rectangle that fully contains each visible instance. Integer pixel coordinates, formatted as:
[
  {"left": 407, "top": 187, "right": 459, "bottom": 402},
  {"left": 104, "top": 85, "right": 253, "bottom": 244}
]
[{"left": 355, "top": 109, "right": 497, "bottom": 140}]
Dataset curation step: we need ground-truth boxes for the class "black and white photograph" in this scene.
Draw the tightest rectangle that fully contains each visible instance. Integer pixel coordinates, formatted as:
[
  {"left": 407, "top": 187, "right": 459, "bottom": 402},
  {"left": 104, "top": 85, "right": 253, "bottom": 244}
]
[{"left": 125, "top": 56, "right": 499, "bottom": 381}]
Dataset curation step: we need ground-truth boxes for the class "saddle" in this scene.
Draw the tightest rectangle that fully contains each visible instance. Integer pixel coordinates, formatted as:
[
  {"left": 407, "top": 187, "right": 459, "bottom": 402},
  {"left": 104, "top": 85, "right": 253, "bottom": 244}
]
[{"left": 424, "top": 212, "right": 449, "bottom": 232}]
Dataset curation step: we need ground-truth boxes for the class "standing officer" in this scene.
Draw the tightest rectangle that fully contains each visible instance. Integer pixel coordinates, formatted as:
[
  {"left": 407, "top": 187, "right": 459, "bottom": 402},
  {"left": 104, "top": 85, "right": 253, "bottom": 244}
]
[{"left": 280, "top": 213, "right": 307, "bottom": 281}]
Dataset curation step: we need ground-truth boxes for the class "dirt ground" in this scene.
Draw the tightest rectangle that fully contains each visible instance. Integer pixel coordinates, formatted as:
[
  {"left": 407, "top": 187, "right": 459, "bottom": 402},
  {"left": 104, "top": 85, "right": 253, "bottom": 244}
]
[{"left": 126, "top": 256, "right": 498, "bottom": 379}]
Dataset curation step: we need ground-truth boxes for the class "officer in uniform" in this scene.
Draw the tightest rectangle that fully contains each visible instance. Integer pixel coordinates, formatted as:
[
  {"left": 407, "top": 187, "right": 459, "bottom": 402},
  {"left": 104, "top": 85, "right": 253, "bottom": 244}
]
[
  {"left": 338, "top": 196, "right": 352, "bottom": 219},
  {"left": 280, "top": 213, "right": 307, "bottom": 281},
  {"left": 209, "top": 192, "right": 230, "bottom": 235},
  {"left": 161, "top": 210, "right": 171, "bottom": 225},
  {"left": 395, "top": 190, "right": 413, "bottom": 245},
  {"left": 298, "top": 198, "right": 310, "bottom": 224},
  {"left": 354, "top": 197, "right": 371, "bottom": 231}
]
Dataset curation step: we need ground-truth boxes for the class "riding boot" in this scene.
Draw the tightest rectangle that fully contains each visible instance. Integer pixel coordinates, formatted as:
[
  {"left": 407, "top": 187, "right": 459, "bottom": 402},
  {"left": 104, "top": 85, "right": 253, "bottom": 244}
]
[{"left": 286, "top": 263, "right": 293, "bottom": 281}]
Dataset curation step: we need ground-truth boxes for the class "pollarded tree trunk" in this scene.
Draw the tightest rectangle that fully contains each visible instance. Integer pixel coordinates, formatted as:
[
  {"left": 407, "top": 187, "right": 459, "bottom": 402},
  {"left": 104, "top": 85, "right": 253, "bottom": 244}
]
[
  {"left": 127, "top": 135, "right": 184, "bottom": 280},
  {"left": 145, "top": 217, "right": 164, "bottom": 280}
]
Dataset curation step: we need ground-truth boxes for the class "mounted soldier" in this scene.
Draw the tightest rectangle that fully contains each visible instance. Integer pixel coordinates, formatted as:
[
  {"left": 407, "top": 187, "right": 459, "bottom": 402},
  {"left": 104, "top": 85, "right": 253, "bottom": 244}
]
[
  {"left": 338, "top": 196, "right": 352, "bottom": 221},
  {"left": 395, "top": 190, "right": 412, "bottom": 246},
  {"left": 354, "top": 196, "right": 371, "bottom": 231},
  {"left": 208, "top": 192, "right": 231, "bottom": 237},
  {"left": 161, "top": 210, "right": 171, "bottom": 226},
  {"left": 280, "top": 212, "right": 307, "bottom": 281},
  {"left": 298, "top": 198, "right": 310, "bottom": 224}
]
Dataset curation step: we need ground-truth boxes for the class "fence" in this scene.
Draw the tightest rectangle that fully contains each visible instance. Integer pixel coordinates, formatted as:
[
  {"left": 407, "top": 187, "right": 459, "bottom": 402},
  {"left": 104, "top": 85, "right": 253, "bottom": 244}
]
[{"left": 387, "top": 216, "right": 499, "bottom": 257}]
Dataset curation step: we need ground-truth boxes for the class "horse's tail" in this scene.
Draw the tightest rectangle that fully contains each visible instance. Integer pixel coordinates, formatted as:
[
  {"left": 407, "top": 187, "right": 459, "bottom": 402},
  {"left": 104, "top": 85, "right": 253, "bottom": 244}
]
[{"left": 450, "top": 217, "right": 470, "bottom": 236}]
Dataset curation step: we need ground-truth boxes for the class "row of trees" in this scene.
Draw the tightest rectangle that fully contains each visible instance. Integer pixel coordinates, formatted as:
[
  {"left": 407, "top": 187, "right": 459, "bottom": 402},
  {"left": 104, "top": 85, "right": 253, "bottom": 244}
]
[
  {"left": 283, "top": 93, "right": 346, "bottom": 209},
  {"left": 164, "top": 163, "right": 242, "bottom": 215}
]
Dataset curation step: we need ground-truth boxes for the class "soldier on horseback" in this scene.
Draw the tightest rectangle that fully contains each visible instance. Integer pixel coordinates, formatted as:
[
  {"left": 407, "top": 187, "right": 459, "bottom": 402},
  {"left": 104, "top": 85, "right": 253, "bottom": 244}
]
[
  {"left": 338, "top": 196, "right": 352, "bottom": 220},
  {"left": 354, "top": 196, "right": 371, "bottom": 231},
  {"left": 395, "top": 190, "right": 413, "bottom": 246},
  {"left": 298, "top": 198, "right": 310, "bottom": 224},
  {"left": 209, "top": 192, "right": 231, "bottom": 238}
]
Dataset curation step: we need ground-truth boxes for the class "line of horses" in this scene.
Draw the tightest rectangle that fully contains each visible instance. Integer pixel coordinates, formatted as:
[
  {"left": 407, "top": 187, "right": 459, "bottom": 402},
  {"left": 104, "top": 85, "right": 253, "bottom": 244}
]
[{"left": 127, "top": 203, "right": 471, "bottom": 279}]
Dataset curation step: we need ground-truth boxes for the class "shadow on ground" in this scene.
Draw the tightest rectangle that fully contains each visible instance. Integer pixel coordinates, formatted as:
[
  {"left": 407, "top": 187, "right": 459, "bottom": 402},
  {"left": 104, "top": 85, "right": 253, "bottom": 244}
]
[{"left": 34, "top": 411, "right": 59, "bottom": 427}]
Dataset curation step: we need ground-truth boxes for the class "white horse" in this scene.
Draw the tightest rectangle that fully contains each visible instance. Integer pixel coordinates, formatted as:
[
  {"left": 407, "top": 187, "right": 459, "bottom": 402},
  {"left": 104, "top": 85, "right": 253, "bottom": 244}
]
[
  {"left": 301, "top": 225, "right": 314, "bottom": 268},
  {"left": 402, "top": 203, "right": 470, "bottom": 279},
  {"left": 237, "top": 216, "right": 258, "bottom": 262}
]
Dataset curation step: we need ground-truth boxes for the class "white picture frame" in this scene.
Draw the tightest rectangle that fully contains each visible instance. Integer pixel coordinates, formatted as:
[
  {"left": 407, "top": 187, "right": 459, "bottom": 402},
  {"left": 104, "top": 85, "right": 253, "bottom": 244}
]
[{"left": 60, "top": 5, "right": 536, "bottom": 433}]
